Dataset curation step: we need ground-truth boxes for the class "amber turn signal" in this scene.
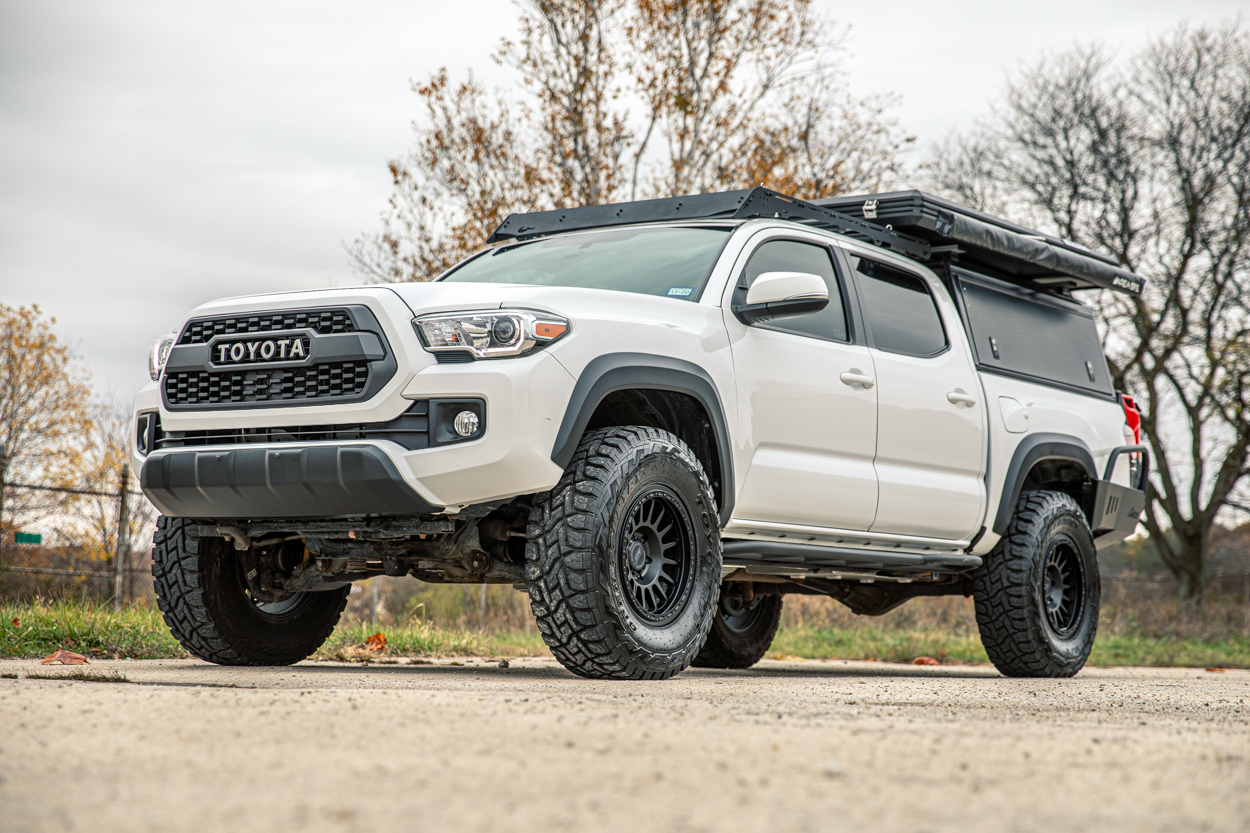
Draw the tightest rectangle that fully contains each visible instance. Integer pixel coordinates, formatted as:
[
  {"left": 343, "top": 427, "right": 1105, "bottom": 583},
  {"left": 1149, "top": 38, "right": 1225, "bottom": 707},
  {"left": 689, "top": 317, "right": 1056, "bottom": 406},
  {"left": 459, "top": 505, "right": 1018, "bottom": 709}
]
[{"left": 534, "top": 321, "right": 568, "bottom": 340}]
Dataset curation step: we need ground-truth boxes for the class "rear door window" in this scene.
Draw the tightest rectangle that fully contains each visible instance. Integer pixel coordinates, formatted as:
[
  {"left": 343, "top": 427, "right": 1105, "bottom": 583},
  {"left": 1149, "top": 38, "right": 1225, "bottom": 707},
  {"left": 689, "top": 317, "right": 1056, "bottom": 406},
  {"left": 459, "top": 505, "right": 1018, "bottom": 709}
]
[
  {"left": 850, "top": 256, "right": 947, "bottom": 357},
  {"left": 734, "top": 239, "right": 849, "bottom": 342}
]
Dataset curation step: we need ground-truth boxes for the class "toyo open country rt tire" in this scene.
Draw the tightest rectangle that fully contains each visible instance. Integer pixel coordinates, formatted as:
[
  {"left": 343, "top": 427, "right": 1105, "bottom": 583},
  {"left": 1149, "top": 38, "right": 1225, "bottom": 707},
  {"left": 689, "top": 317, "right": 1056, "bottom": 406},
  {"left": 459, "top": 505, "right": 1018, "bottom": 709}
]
[
  {"left": 972, "top": 490, "right": 1100, "bottom": 678},
  {"left": 526, "top": 427, "right": 722, "bottom": 680},
  {"left": 692, "top": 586, "right": 782, "bottom": 669},
  {"left": 151, "top": 516, "right": 349, "bottom": 666}
]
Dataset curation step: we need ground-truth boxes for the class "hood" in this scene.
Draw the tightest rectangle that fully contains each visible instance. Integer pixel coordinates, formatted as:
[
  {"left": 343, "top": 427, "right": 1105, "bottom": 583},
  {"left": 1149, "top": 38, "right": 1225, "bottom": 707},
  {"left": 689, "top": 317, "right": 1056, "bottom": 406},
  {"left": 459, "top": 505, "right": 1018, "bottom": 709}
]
[{"left": 384, "top": 280, "right": 532, "bottom": 316}]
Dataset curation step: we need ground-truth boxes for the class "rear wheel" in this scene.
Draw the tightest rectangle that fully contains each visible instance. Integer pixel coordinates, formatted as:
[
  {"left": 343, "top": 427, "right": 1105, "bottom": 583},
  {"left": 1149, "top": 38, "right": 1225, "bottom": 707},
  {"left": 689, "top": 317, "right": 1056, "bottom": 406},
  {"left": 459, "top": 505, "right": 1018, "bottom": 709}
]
[
  {"left": 151, "top": 516, "right": 348, "bottom": 665},
  {"left": 692, "top": 585, "right": 782, "bottom": 669},
  {"left": 972, "top": 491, "right": 1100, "bottom": 677}
]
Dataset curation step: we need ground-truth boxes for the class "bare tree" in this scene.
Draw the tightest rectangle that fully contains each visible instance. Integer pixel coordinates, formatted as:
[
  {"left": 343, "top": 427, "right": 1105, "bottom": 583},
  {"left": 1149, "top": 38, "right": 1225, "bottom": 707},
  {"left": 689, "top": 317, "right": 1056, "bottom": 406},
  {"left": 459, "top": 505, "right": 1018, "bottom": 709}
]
[
  {"left": 626, "top": 0, "right": 812, "bottom": 195},
  {"left": 349, "top": 0, "right": 907, "bottom": 282},
  {"left": 499, "top": 0, "right": 631, "bottom": 206},
  {"left": 0, "top": 304, "right": 96, "bottom": 536},
  {"left": 60, "top": 397, "right": 157, "bottom": 569},
  {"left": 918, "top": 128, "right": 1012, "bottom": 216},
  {"left": 926, "top": 21, "right": 1250, "bottom": 604},
  {"left": 346, "top": 70, "right": 551, "bottom": 282},
  {"left": 740, "top": 75, "right": 912, "bottom": 200}
]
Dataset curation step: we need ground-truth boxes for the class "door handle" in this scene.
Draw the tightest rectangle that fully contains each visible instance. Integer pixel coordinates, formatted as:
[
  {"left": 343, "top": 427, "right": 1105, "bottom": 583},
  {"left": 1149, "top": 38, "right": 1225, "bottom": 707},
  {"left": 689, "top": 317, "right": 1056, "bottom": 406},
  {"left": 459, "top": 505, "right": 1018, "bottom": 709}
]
[
  {"left": 947, "top": 390, "right": 978, "bottom": 407},
  {"left": 839, "top": 370, "right": 875, "bottom": 389}
]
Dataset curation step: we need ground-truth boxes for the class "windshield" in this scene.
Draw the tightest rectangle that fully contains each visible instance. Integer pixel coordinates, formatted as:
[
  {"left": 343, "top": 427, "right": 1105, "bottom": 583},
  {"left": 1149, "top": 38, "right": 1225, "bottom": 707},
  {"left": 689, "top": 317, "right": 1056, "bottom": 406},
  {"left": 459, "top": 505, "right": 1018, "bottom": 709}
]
[{"left": 440, "top": 226, "right": 732, "bottom": 301}]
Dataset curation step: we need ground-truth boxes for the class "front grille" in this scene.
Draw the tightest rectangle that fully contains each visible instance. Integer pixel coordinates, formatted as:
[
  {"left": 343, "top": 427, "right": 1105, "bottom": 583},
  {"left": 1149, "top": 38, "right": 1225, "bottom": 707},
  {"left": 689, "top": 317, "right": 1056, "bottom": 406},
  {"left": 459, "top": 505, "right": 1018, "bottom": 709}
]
[
  {"left": 151, "top": 402, "right": 431, "bottom": 452},
  {"left": 179, "top": 309, "right": 355, "bottom": 345},
  {"left": 164, "top": 361, "right": 370, "bottom": 406}
]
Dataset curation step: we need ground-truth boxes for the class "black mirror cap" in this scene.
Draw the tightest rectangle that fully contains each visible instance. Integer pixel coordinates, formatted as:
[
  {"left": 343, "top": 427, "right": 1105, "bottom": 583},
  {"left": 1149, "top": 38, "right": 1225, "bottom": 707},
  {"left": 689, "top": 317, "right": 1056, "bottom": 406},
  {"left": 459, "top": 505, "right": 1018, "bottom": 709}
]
[{"left": 732, "top": 295, "right": 829, "bottom": 325}]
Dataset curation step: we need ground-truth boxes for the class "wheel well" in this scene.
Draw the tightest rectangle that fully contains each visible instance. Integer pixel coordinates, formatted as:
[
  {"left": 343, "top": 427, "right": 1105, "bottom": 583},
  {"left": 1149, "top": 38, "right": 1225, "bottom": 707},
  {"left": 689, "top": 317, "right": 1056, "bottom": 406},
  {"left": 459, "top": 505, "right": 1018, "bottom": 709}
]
[
  {"left": 583, "top": 389, "right": 724, "bottom": 512},
  {"left": 1020, "top": 459, "right": 1095, "bottom": 524},
  {"left": 993, "top": 434, "right": 1099, "bottom": 536}
]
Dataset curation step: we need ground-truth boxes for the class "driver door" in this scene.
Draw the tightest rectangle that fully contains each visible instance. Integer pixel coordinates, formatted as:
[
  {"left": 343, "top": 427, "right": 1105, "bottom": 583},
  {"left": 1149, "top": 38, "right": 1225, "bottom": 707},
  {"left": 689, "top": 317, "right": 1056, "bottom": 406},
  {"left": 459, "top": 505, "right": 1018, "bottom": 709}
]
[{"left": 726, "top": 236, "right": 879, "bottom": 531}]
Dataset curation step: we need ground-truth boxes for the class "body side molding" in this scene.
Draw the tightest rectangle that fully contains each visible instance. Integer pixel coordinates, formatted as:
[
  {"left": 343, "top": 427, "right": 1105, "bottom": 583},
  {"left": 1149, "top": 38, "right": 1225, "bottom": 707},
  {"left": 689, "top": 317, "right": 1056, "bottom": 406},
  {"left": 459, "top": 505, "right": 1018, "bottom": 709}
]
[{"left": 551, "top": 352, "right": 735, "bottom": 526}]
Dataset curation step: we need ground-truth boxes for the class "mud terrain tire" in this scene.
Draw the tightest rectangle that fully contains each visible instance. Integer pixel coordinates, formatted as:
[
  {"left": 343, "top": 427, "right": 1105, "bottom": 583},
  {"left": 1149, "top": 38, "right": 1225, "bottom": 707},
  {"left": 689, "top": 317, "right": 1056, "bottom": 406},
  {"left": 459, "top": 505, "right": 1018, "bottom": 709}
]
[
  {"left": 973, "top": 491, "right": 1100, "bottom": 678},
  {"left": 692, "top": 587, "right": 782, "bottom": 669},
  {"left": 152, "top": 516, "right": 349, "bottom": 666},
  {"left": 526, "top": 427, "right": 722, "bottom": 680}
]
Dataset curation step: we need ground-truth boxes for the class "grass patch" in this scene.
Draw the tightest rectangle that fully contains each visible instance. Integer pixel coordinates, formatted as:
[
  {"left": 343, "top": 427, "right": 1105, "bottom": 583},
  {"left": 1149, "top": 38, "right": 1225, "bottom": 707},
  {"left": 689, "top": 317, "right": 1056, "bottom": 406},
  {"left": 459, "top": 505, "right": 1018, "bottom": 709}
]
[
  {"left": 768, "top": 624, "right": 1250, "bottom": 668},
  {"left": 26, "top": 670, "right": 130, "bottom": 683},
  {"left": 3, "top": 599, "right": 1244, "bottom": 668},
  {"left": 1088, "top": 633, "right": 1250, "bottom": 668},
  {"left": 1, "top": 600, "right": 187, "bottom": 660},
  {"left": 317, "top": 621, "right": 549, "bottom": 662},
  {"left": 1, "top": 672, "right": 16, "bottom": 679},
  {"left": 769, "top": 625, "right": 990, "bottom": 665}
]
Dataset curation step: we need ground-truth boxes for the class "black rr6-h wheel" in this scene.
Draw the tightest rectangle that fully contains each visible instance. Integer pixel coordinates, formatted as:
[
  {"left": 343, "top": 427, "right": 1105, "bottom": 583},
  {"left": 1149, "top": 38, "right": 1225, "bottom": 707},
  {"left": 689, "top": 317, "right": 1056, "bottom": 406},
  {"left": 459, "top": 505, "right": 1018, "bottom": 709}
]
[
  {"left": 152, "top": 516, "right": 349, "bottom": 666},
  {"left": 692, "top": 584, "right": 782, "bottom": 669},
  {"left": 526, "top": 427, "right": 722, "bottom": 680},
  {"left": 972, "top": 490, "right": 1100, "bottom": 678}
]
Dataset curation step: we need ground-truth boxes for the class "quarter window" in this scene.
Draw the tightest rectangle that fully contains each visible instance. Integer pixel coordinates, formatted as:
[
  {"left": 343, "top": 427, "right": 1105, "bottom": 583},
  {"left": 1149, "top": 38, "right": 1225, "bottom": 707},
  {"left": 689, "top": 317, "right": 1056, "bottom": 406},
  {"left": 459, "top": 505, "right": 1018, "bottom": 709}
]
[
  {"left": 852, "top": 256, "right": 947, "bottom": 357},
  {"left": 734, "top": 240, "right": 848, "bottom": 342}
]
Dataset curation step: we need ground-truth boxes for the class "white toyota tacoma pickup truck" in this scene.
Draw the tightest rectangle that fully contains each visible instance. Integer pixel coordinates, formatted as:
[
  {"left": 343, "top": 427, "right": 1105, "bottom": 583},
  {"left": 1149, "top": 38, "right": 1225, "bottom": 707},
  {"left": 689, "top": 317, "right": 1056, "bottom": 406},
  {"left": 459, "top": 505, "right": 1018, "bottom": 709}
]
[{"left": 134, "top": 188, "right": 1148, "bottom": 680}]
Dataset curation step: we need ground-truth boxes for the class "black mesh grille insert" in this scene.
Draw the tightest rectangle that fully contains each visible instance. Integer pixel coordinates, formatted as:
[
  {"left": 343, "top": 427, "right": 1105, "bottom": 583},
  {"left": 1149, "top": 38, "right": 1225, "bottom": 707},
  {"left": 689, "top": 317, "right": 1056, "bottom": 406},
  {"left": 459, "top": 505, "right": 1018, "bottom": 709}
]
[
  {"left": 164, "top": 362, "right": 370, "bottom": 406},
  {"left": 179, "top": 309, "right": 355, "bottom": 345}
]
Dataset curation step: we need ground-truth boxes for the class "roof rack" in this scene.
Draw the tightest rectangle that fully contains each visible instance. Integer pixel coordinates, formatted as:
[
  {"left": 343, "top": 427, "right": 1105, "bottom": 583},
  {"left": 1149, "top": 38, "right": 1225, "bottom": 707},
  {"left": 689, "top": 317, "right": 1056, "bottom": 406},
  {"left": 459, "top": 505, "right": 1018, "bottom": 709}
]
[
  {"left": 488, "top": 187, "right": 930, "bottom": 259},
  {"left": 488, "top": 187, "right": 1145, "bottom": 296}
]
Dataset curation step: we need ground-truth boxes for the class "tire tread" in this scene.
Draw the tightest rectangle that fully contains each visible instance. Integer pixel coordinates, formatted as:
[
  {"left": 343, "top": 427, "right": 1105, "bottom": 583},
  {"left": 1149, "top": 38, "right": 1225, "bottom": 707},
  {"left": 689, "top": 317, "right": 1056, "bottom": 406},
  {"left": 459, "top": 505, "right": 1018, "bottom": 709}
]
[
  {"left": 972, "top": 491, "right": 1098, "bottom": 678},
  {"left": 526, "top": 426, "right": 719, "bottom": 680},
  {"left": 152, "top": 516, "right": 347, "bottom": 665}
]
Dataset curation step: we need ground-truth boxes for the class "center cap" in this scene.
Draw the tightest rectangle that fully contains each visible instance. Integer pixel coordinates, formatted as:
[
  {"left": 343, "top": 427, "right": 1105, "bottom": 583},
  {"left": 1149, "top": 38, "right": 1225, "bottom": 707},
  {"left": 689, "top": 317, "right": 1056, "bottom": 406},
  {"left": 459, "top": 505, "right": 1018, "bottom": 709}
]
[{"left": 626, "top": 537, "right": 648, "bottom": 572}]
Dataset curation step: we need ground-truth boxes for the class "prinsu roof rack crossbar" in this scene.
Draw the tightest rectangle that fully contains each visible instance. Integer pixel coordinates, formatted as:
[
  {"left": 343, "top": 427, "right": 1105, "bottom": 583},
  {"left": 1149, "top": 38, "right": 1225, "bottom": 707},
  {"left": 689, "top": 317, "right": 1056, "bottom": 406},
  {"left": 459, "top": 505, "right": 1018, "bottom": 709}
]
[
  {"left": 488, "top": 187, "right": 932, "bottom": 260},
  {"left": 488, "top": 186, "right": 1146, "bottom": 296},
  {"left": 815, "top": 190, "right": 1146, "bottom": 296}
]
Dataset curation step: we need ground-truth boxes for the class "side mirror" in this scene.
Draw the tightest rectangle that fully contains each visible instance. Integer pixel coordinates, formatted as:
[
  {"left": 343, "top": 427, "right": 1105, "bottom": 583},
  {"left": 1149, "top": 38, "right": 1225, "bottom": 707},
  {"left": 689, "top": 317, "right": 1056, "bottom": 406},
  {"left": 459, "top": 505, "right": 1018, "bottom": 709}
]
[{"left": 733, "top": 271, "right": 829, "bottom": 324}]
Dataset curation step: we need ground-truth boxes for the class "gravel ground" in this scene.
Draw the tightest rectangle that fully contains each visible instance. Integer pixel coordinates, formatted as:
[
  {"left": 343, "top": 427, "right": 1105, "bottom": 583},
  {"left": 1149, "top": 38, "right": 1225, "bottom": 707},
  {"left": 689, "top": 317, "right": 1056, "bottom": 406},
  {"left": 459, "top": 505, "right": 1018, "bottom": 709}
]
[{"left": 1, "top": 657, "right": 1247, "bottom": 833}]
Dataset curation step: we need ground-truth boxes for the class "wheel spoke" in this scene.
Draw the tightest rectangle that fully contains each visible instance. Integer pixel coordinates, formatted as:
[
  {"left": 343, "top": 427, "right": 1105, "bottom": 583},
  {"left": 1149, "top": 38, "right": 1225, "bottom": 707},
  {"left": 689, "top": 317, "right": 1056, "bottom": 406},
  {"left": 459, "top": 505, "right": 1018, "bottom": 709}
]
[
  {"left": 617, "top": 491, "right": 694, "bottom": 623},
  {"left": 1043, "top": 541, "right": 1084, "bottom": 636}
]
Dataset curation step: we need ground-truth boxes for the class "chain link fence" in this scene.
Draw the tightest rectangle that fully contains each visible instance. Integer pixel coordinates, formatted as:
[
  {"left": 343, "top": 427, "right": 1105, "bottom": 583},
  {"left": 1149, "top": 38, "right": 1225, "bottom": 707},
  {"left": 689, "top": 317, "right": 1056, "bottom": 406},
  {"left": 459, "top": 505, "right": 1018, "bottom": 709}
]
[
  {"left": 0, "top": 443, "right": 151, "bottom": 608},
  {"left": 341, "top": 577, "right": 538, "bottom": 633}
]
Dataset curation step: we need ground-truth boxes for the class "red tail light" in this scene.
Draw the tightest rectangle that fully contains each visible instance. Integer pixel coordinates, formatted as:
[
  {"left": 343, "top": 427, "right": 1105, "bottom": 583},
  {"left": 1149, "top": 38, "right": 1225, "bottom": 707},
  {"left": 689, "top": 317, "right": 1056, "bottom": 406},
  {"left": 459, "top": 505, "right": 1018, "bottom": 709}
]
[{"left": 1121, "top": 394, "right": 1141, "bottom": 445}]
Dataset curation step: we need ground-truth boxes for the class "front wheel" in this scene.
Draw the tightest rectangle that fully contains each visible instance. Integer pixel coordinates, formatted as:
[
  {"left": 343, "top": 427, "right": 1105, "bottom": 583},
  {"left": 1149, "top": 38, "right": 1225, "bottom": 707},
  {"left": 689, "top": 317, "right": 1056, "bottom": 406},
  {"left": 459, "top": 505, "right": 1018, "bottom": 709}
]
[
  {"left": 692, "top": 585, "right": 782, "bottom": 669},
  {"left": 151, "top": 516, "right": 349, "bottom": 665},
  {"left": 526, "top": 427, "right": 722, "bottom": 680},
  {"left": 972, "top": 491, "right": 1100, "bottom": 677}
]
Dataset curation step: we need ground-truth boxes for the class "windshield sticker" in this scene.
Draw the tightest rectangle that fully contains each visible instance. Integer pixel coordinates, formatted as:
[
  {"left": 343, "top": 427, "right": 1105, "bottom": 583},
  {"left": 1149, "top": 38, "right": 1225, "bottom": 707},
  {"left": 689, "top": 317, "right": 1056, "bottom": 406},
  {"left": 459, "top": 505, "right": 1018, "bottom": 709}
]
[{"left": 666, "top": 287, "right": 694, "bottom": 297}]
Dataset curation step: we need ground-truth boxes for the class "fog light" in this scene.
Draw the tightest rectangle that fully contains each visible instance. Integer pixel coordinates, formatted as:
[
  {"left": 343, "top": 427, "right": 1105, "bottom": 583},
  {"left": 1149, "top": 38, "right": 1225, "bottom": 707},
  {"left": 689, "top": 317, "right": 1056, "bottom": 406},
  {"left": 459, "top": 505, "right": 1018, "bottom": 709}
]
[{"left": 453, "top": 410, "right": 480, "bottom": 437}]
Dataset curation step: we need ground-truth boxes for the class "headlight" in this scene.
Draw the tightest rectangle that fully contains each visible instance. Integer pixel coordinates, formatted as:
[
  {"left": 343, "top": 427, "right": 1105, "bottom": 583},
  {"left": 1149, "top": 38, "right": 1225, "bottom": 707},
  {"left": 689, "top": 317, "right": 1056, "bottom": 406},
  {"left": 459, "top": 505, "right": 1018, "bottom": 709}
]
[
  {"left": 413, "top": 310, "right": 569, "bottom": 359},
  {"left": 148, "top": 333, "right": 176, "bottom": 381}
]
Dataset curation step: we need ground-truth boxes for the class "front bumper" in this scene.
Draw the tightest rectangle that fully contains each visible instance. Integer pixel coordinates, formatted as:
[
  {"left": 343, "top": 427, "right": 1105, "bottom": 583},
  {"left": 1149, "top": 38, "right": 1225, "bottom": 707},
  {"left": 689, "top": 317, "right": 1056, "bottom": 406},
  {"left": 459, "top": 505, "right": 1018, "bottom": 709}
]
[
  {"left": 134, "top": 337, "right": 577, "bottom": 517},
  {"left": 140, "top": 444, "right": 441, "bottom": 519}
]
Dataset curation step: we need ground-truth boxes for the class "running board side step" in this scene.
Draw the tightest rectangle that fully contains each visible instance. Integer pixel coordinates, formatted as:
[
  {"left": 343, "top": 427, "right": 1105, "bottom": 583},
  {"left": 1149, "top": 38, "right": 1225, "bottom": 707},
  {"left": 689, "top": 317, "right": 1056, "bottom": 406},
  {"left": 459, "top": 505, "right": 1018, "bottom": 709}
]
[{"left": 721, "top": 540, "right": 981, "bottom": 572}]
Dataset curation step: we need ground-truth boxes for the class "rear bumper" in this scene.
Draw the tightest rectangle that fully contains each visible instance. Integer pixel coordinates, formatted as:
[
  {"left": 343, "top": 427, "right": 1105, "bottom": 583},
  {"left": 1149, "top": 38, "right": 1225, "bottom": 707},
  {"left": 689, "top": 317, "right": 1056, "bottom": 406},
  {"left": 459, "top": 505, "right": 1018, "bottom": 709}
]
[
  {"left": 1091, "top": 444, "right": 1150, "bottom": 550},
  {"left": 1091, "top": 480, "right": 1147, "bottom": 550},
  {"left": 140, "top": 444, "right": 442, "bottom": 519}
]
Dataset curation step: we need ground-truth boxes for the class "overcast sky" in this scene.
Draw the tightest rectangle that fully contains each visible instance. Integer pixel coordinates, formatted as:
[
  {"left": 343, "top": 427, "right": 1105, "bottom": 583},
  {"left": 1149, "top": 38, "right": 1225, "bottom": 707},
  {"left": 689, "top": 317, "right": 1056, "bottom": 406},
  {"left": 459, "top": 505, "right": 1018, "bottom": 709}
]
[{"left": 1, "top": 0, "right": 1244, "bottom": 399}]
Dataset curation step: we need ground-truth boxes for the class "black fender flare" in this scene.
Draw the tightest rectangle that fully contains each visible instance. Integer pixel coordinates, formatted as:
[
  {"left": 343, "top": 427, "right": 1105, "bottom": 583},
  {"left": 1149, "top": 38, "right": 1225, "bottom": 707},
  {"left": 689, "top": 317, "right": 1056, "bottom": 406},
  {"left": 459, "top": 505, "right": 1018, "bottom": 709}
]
[
  {"left": 551, "top": 352, "right": 735, "bottom": 527},
  {"left": 992, "top": 432, "right": 1098, "bottom": 535}
]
